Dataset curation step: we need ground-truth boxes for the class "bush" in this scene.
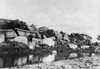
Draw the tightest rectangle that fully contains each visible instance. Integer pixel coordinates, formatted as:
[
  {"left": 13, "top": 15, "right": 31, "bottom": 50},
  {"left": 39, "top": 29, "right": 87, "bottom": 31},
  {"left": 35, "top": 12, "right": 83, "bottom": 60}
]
[{"left": 0, "top": 41, "right": 29, "bottom": 54}]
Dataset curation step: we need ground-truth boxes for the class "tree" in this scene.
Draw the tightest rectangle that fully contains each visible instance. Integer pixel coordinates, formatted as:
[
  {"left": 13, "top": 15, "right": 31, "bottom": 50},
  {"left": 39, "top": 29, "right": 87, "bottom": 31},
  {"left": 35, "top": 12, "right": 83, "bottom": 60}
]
[
  {"left": 29, "top": 24, "right": 42, "bottom": 38},
  {"left": 0, "top": 19, "right": 29, "bottom": 30},
  {"left": 29, "top": 24, "right": 37, "bottom": 31},
  {"left": 38, "top": 26, "right": 49, "bottom": 32}
]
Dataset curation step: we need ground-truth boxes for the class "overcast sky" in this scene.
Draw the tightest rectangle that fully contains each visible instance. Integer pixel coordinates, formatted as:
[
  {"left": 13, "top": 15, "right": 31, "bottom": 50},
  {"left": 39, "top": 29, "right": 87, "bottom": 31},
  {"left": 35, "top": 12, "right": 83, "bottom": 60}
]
[{"left": 0, "top": 0, "right": 100, "bottom": 41}]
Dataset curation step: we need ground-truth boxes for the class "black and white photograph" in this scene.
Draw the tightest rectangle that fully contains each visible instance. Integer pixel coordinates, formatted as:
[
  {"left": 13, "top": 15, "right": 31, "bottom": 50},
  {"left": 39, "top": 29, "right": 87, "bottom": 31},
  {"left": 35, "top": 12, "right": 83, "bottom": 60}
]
[{"left": 0, "top": 0, "right": 100, "bottom": 69}]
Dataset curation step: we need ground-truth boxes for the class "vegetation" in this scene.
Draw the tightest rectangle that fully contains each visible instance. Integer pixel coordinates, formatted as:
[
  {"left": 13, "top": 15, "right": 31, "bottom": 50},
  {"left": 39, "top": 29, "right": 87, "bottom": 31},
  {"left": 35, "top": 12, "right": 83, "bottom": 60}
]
[
  {"left": 38, "top": 26, "right": 49, "bottom": 32},
  {"left": 68, "top": 33, "right": 92, "bottom": 48},
  {"left": 0, "top": 19, "right": 29, "bottom": 30},
  {"left": 0, "top": 41, "right": 30, "bottom": 54},
  {"left": 29, "top": 24, "right": 37, "bottom": 31}
]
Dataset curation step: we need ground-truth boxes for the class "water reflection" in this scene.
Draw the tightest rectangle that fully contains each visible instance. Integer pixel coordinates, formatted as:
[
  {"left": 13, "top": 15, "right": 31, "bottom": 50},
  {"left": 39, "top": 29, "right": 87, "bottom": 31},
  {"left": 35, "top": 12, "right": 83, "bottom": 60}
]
[
  {"left": 0, "top": 51, "right": 92, "bottom": 68},
  {"left": 28, "top": 55, "right": 39, "bottom": 63},
  {"left": 40, "top": 50, "right": 57, "bottom": 63},
  {"left": 0, "top": 58, "right": 3, "bottom": 67},
  {"left": 14, "top": 56, "right": 27, "bottom": 66}
]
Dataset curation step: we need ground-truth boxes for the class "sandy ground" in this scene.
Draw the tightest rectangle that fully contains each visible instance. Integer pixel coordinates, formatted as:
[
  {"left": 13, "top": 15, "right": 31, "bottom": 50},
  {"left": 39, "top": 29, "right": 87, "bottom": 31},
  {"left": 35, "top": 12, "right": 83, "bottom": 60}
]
[{"left": 2, "top": 55, "right": 100, "bottom": 69}]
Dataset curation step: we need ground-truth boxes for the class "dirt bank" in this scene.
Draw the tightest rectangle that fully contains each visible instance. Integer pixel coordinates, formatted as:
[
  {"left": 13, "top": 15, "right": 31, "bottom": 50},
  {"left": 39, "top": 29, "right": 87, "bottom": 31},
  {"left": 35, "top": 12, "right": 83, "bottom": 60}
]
[{"left": 2, "top": 55, "right": 100, "bottom": 69}]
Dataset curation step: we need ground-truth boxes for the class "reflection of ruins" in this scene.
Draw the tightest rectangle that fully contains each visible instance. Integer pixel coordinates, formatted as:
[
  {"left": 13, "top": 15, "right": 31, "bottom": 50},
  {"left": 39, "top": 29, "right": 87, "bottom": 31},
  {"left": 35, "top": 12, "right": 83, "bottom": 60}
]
[{"left": 0, "top": 51, "right": 92, "bottom": 68}]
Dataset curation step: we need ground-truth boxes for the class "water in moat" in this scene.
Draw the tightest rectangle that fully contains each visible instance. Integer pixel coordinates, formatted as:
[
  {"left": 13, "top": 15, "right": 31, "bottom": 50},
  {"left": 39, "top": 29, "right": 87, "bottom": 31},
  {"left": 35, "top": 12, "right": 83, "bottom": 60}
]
[{"left": 0, "top": 51, "right": 92, "bottom": 68}]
